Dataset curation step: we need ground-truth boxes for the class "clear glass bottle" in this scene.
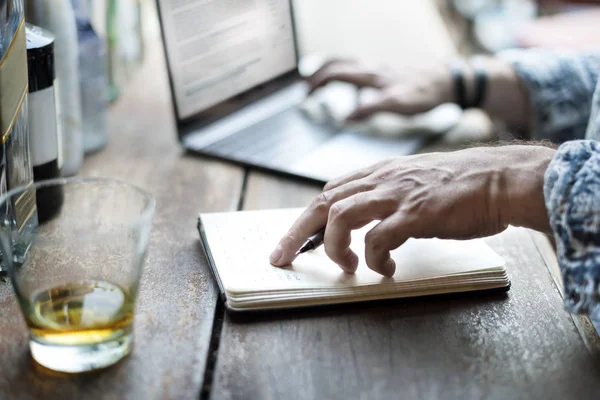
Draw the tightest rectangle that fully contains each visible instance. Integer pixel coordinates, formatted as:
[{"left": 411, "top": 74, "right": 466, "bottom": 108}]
[
  {"left": 0, "top": 0, "right": 38, "bottom": 272},
  {"left": 106, "top": 0, "right": 144, "bottom": 103},
  {"left": 106, "top": 0, "right": 120, "bottom": 102},
  {"left": 25, "top": 0, "right": 84, "bottom": 176},
  {"left": 72, "top": 0, "right": 108, "bottom": 154}
]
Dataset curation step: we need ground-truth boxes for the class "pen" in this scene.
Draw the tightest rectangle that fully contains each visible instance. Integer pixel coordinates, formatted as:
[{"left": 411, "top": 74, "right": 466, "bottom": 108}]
[{"left": 295, "top": 227, "right": 326, "bottom": 256}]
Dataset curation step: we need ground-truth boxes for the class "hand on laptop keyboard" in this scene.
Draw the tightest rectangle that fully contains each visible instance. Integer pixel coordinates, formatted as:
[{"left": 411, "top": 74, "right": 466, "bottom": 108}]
[
  {"left": 299, "top": 82, "right": 358, "bottom": 129},
  {"left": 299, "top": 59, "right": 462, "bottom": 138},
  {"left": 306, "top": 59, "right": 454, "bottom": 121}
]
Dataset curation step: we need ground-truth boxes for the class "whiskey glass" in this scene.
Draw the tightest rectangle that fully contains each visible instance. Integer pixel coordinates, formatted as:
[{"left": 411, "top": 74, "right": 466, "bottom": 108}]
[{"left": 0, "top": 177, "right": 155, "bottom": 373}]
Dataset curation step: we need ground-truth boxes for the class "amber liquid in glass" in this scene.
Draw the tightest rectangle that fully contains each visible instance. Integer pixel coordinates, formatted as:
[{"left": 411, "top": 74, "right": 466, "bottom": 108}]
[{"left": 26, "top": 280, "right": 134, "bottom": 346}]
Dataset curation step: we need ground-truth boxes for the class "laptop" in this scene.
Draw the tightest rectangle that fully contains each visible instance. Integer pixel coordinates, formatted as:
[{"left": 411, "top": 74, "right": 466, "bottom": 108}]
[{"left": 155, "top": 0, "right": 459, "bottom": 184}]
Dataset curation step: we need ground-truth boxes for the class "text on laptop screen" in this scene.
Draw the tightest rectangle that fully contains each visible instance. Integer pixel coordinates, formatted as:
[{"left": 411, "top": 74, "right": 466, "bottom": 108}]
[{"left": 157, "top": 0, "right": 297, "bottom": 120}]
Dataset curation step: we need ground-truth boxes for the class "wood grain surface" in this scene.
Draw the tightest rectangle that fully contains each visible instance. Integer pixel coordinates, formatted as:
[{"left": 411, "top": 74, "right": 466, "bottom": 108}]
[
  {"left": 1, "top": 1, "right": 596, "bottom": 399},
  {"left": 0, "top": 41, "right": 244, "bottom": 400},
  {"left": 529, "top": 231, "right": 600, "bottom": 358},
  {"left": 212, "top": 172, "right": 600, "bottom": 400}
]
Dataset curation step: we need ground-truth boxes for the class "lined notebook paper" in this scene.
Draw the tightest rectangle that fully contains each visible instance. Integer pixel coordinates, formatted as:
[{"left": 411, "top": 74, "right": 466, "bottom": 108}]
[{"left": 198, "top": 208, "right": 510, "bottom": 311}]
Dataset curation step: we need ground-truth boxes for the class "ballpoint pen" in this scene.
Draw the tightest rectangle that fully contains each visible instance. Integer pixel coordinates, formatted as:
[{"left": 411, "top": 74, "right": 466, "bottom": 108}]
[{"left": 295, "top": 227, "right": 326, "bottom": 256}]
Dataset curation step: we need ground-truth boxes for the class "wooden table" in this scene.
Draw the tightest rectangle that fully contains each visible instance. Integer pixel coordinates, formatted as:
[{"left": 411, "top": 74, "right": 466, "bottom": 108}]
[{"left": 1, "top": 2, "right": 600, "bottom": 399}]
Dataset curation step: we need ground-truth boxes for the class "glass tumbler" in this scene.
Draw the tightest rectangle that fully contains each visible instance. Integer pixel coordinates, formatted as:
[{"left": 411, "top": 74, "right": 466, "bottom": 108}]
[{"left": 0, "top": 178, "right": 155, "bottom": 373}]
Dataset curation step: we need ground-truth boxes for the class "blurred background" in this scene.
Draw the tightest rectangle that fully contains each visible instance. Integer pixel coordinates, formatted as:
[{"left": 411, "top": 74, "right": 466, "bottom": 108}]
[
  {"left": 21, "top": 0, "right": 600, "bottom": 169},
  {"left": 86, "top": 0, "right": 157, "bottom": 102},
  {"left": 92, "top": 0, "right": 600, "bottom": 102},
  {"left": 442, "top": 0, "right": 600, "bottom": 54}
]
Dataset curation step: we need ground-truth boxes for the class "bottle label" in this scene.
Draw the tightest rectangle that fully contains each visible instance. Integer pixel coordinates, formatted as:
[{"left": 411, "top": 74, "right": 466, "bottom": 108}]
[
  {"left": 28, "top": 87, "right": 59, "bottom": 166},
  {"left": 0, "top": 18, "right": 28, "bottom": 143}
]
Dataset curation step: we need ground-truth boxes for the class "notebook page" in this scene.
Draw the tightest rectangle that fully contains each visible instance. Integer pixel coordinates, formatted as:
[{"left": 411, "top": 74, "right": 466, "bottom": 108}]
[{"left": 200, "top": 208, "right": 505, "bottom": 293}]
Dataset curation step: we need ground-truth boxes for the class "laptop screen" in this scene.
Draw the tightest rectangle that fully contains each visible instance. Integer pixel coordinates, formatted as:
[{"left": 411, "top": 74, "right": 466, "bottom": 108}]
[{"left": 157, "top": 0, "right": 298, "bottom": 121}]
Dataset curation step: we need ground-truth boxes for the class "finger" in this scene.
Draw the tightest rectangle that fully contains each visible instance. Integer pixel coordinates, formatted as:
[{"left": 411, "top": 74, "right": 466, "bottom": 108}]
[
  {"left": 310, "top": 71, "right": 384, "bottom": 94},
  {"left": 364, "top": 212, "right": 417, "bottom": 277},
  {"left": 308, "top": 62, "right": 386, "bottom": 94},
  {"left": 324, "top": 192, "right": 397, "bottom": 273},
  {"left": 270, "top": 179, "right": 375, "bottom": 267},
  {"left": 346, "top": 94, "right": 400, "bottom": 121},
  {"left": 323, "top": 160, "right": 386, "bottom": 192},
  {"left": 323, "top": 170, "right": 372, "bottom": 193}
]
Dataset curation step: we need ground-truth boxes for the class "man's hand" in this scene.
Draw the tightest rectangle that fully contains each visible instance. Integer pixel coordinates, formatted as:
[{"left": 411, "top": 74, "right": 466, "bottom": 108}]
[
  {"left": 270, "top": 146, "right": 555, "bottom": 276},
  {"left": 307, "top": 59, "right": 453, "bottom": 120},
  {"left": 306, "top": 57, "right": 531, "bottom": 131}
]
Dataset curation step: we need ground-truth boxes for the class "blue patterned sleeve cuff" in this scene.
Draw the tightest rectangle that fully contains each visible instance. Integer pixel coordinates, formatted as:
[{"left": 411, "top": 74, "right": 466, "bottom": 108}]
[
  {"left": 544, "top": 140, "right": 600, "bottom": 318},
  {"left": 499, "top": 49, "right": 600, "bottom": 143}
]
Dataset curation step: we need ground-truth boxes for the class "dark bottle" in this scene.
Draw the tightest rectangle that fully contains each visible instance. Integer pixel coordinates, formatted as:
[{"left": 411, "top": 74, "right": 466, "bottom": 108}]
[{"left": 26, "top": 24, "right": 64, "bottom": 223}]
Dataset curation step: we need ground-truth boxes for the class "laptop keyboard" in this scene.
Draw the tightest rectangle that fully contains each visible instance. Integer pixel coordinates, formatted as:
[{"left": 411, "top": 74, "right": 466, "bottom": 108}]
[{"left": 201, "top": 107, "right": 335, "bottom": 166}]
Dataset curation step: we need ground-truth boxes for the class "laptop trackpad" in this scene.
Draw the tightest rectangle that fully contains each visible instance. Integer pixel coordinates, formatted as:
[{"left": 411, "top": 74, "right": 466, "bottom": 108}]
[{"left": 288, "top": 132, "right": 424, "bottom": 183}]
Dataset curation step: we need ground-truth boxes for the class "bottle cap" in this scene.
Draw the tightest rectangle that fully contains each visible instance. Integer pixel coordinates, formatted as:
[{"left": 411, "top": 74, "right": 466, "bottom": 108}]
[{"left": 26, "top": 23, "right": 55, "bottom": 92}]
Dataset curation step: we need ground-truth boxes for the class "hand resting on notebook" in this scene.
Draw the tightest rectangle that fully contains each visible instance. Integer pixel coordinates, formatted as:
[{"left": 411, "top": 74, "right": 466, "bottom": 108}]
[{"left": 270, "top": 145, "right": 555, "bottom": 277}]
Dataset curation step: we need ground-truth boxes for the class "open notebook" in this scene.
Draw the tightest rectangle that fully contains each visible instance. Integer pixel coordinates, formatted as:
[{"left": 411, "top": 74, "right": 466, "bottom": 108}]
[{"left": 198, "top": 208, "right": 510, "bottom": 312}]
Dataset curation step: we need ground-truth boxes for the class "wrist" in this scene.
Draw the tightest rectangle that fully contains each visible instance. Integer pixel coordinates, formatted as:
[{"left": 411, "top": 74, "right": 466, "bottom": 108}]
[
  {"left": 447, "top": 57, "right": 482, "bottom": 109},
  {"left": 447, "top": 57, "right": 532, "bottom": 132},
  {"left": 479, "top": 57, "right": 533, "bottom": 132},
  {"left": 503, "top": 146, "right": 556, "bottom": 233}
]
